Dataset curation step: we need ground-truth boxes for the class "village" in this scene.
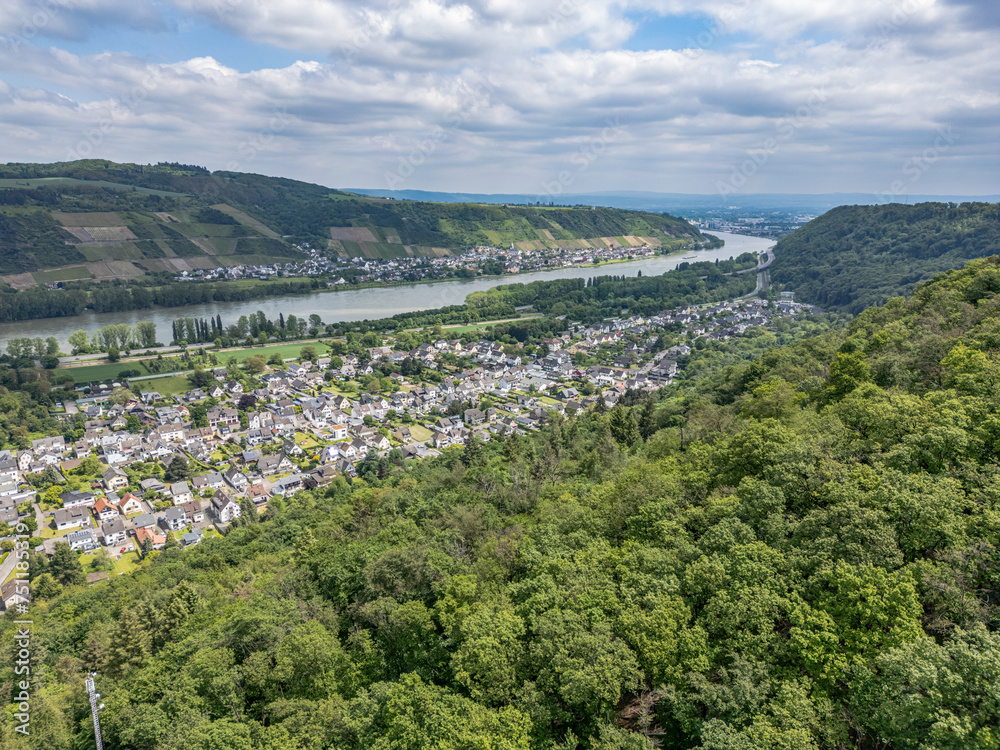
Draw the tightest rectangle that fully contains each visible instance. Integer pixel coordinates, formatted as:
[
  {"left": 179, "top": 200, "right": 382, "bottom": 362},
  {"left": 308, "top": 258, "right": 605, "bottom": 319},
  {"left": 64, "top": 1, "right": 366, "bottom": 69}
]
[
  {"left": 172, "top": 240, "right": 662, "bottom": 286},
  {"left": 0, "top": 292, "right": 817, "bottom": 605}
]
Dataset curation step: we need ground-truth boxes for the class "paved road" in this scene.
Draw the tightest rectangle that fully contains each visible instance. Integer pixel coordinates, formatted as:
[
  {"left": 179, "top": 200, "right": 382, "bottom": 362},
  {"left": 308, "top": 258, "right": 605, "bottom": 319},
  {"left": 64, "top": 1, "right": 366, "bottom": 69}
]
[
  {"left": 739, "top": 247, "right": 775, "bottom": 299},
  {"left": 59, "top": 342, "right": 214, "bottom": 364}
]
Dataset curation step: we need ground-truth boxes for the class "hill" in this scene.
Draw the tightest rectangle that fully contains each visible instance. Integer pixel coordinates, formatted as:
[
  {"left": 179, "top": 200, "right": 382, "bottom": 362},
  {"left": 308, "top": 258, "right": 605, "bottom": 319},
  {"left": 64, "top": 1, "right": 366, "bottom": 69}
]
[
  {"left": 0, "top": 161, "right": 715, "bottom": 285},
  {"left": 769, "top": 201, "right": 1000, "bottom": 313},
  {"left": 3, "top": 256, "right": 1000, "bottom": 748}
]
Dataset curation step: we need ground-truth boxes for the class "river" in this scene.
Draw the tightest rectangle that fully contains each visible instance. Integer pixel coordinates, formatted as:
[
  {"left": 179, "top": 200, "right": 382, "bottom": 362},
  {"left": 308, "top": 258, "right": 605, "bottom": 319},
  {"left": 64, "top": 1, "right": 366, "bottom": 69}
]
[{"left": 0, "top": 232, "right": 774, "bottom": 352}]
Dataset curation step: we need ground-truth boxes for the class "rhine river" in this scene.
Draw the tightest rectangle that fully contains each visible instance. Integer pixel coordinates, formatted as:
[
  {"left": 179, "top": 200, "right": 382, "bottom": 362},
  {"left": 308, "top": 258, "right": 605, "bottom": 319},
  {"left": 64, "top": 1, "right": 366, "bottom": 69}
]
[{"left": 0, "top": 232, "right": 774, "bottom": 352}]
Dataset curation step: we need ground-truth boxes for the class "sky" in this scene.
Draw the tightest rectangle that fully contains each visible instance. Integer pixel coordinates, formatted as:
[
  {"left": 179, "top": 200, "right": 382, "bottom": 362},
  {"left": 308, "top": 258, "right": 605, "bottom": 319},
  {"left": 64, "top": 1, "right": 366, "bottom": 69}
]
[{"left": 0, "top": 0, "right": 997, "bottom": 198}]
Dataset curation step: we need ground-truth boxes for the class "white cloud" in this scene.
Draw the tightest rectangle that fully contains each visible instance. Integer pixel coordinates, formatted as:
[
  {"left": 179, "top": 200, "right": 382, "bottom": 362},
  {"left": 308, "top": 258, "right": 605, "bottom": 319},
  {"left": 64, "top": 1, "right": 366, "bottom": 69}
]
[{"left": 0, "top": 0, "right": 995, "bottom": 194}]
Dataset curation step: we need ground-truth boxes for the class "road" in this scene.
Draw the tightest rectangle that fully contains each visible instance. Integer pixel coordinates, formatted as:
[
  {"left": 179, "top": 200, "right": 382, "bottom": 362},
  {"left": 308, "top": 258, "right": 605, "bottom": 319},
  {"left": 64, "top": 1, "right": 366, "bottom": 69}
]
[
  {"left": 58, "top": 341, "right": 215, "bottom": 365},
  {"left": 739, "top": 246, "right": 774, "bottom": 299}
]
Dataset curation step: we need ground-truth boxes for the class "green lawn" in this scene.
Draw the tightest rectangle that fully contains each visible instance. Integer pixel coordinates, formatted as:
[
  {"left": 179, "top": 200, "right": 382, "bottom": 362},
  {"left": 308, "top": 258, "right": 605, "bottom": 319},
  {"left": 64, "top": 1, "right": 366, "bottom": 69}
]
[
  {"left": 59, "top": 361, "right": 144, "bottom": 383},
  {"left": 33, "top": 266, "right": 94, "bottom": 282},
  {"left": 409, "top": 425, "right": 433, "bottom": 442},
  {"left": 218, "top": 339, "right": 331, "bottom": 364},
  {"left": 112, "top": 552, "right": 141, "bottom": 576},
  {"left": 141, "top": 375, "right": 191, "bottom": 396}
]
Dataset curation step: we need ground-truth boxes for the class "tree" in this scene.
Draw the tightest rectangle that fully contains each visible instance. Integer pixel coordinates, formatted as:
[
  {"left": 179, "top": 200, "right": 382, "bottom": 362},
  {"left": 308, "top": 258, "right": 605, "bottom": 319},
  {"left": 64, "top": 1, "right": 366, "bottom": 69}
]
[
  {"left": 135, "top": 321, "right": 157, "bottom": 348},
  {"left": 68, "top": 329, "right": 90, "bottom": 354},
  {"left": 300, "top": 346, "right": 317, "bottom": 362},
  {"left": 239, "top": 496, "right": 260, "bottom": 524},
  {"left": 164, "top": 455, "right": 190, "bottom": 482},
  {"left": 107, "top": 345, "right": 120, "bottom": 363},
  {"left": 109, "top": 386, "right": 134, "bottom": 405},
  {"left": 189, "top": 404, "right": 208, "bottom": 429},
  {"left": 49, "top": 542, "right": 85, "bottom": 586},
  {"left": 609, "top": 405, "right": 641, "bottom": 447},
  {"left": 107, "top": 608, "right": 151, "bottom": 676},
  {"left": 462, "top": 433, "right": 484, "bottom": 466},
  {"left": 245, "top": 355, "right": 266, "bottom": 373}
]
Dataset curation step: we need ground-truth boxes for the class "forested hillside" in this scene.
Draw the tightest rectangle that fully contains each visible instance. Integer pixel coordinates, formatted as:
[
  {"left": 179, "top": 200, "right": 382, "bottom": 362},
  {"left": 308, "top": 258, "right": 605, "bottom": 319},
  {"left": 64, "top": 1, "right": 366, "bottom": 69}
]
[
  {"left": 3, "top": 255, "right": 1000, "bottom": 748},
  {"left": 769, "top": 201, "right": 1000, "bottom": 313},
  {"left": 0, "top": 161, "right": 713, "bottom": 273}
]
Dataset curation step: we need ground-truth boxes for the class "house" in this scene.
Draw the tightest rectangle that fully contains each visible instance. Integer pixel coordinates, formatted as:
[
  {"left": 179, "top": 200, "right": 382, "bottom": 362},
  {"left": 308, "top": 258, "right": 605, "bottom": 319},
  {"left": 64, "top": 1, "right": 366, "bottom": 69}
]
[
  {"left": 101, "top": 516, "right": 128, "bottom": 547},
  {"left": 162, "top": 506, "right": 187, "bottom": 532},
  {"left": 247, "top": 483, "right": 270, "bottom": 507},
  {"left": 139, "top": 478, "right": 166, "bottom": 495},
  {"left": 100, "top": 466, "right": 128, "bottom": 492},
  {"left": 53, "top": 506, "right": 91, "bottom": 531},
  {"left": 181, "top": 499, "right": 205, "bottom": 523},
  {"left": 211, "top": 489, "right": 241, "bottom": 523},
  {"left": 191, "top": 471, "right": 225, "bottom": 492},
  {"left": 135, "top": 526, "right": 166, "bottom": 550},
  {"left": 169, "top": 481, "right": 193, "bottom": 506},
  {"left": 224, "top": 466, "right": 249, "bottom": 492},
  {"left": 368, "top": 434, "right": 391, "bottom": 451},
  {"left": 60, "top": 490, "right": 95, "bottom": 509},
  {"left": 92, "top": 497, "right": 119, "bottom": 522},
  {"left": 1, "top": 578, "right": 30, "bottom": 612},
  {"left": 182, "top": 529, "right": 202, "bottom": 547},
  {"left": 117, "top": 492, "right": 144, "bottom": 516},
  {"left": 66, "top": 528, "right": 100, "bottom": 552},
  {"left": 393, "top": 426, "right": 412, "bottom": 442},
  {"left": 463, "top": 408, "right": 486, "bottom": 425},
  {"left": 131, "top": 513, "right": 158, "bottom": 533},
  {"left": 273, "top": 474, "right": 303, "bottom": 496},
  {"left": 257, "top": 453, "right": 294, "bottom": 476}
]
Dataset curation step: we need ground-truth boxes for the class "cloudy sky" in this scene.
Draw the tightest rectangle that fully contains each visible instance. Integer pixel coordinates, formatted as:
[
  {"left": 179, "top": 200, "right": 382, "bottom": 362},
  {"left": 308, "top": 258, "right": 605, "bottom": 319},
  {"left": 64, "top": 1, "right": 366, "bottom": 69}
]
[{"left": 0, "top": 0, "right": 997, "bottom": 197}]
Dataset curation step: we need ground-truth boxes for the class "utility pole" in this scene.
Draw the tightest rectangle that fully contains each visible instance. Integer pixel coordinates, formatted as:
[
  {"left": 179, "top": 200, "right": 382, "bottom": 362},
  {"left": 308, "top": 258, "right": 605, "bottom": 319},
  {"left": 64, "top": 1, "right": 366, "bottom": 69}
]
[{"left": 85, "top": 674, "right": 105, "bottom": 750}]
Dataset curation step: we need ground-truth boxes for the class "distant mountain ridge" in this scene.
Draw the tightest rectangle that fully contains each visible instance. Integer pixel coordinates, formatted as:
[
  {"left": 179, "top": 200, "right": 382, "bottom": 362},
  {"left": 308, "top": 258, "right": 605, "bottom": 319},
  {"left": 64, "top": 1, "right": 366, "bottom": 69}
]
[{"left": 347, "top": 187, "right": 1000, "bottom": 213}]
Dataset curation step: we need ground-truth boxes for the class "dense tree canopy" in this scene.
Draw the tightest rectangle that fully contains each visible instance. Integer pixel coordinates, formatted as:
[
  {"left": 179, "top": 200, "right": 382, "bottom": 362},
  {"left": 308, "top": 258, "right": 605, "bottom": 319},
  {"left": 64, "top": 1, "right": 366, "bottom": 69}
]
[{"left": 3, "top": 256, "right": 1000, "bottom": 749}]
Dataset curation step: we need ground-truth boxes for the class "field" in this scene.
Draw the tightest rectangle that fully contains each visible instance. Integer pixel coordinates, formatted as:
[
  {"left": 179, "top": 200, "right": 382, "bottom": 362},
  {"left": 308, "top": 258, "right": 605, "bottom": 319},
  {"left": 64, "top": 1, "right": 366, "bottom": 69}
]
[
  {"left": 59, "top": 361, "right": 142, "bottom": 383},
  {"left": 32, "top": 266, "right": 93, "bottom": 282},
  {"left": 408, "top": 424, "right": 434, "bottom": 442},
  {"left": 137, "top": 375, "right": 192, "bottom": 396},
  {"left": 59, "top": 339, "right": 333, "bottom": 384},
  {"left": 219, "top": 340, "right": 331, "bottom": 363}
]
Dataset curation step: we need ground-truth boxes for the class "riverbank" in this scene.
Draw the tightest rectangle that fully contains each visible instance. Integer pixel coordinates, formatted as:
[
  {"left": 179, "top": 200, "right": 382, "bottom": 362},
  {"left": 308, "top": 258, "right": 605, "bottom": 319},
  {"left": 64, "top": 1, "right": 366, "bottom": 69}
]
[{"left": 1, "top": 232, "right": 774, "bottom": 353}]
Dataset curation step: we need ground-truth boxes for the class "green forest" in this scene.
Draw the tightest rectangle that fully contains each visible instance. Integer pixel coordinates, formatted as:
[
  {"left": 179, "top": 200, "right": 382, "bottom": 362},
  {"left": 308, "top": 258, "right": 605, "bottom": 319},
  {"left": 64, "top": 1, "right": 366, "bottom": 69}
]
[
  {"left": 3, "top": 252, "right": 1000, "bottom": 748},
  {"left": 769, "top": 201, "right": 1000, "bottom": 313}
]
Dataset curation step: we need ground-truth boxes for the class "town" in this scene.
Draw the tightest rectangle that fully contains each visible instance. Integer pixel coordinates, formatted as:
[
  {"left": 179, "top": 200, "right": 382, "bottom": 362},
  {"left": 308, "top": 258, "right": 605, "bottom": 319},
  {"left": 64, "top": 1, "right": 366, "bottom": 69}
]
[
  {"left": 0, "top": 291, "right": 818, "bottom": 607},
  {"left": 172, "top": 239, "right": 673, "bottom": 286}
]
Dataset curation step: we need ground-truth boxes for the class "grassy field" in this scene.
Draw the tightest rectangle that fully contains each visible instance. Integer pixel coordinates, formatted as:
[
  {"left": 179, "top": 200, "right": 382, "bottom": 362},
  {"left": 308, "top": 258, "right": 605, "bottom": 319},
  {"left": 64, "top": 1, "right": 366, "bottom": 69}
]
[
  {"left": 60, "top": 361, "right": 141, "bottom": 383},
  {"left": 408, "top": 424, "right": 434, "bottom": 442},
  {"left": 140, "top": 375, "right": 191, "bottom": 395},
  {"left": 33, "top": 266, "right": 93, "bottom": 282},
  {"left": 218, "top": 340, "right": 332, "bottom": 363}
]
